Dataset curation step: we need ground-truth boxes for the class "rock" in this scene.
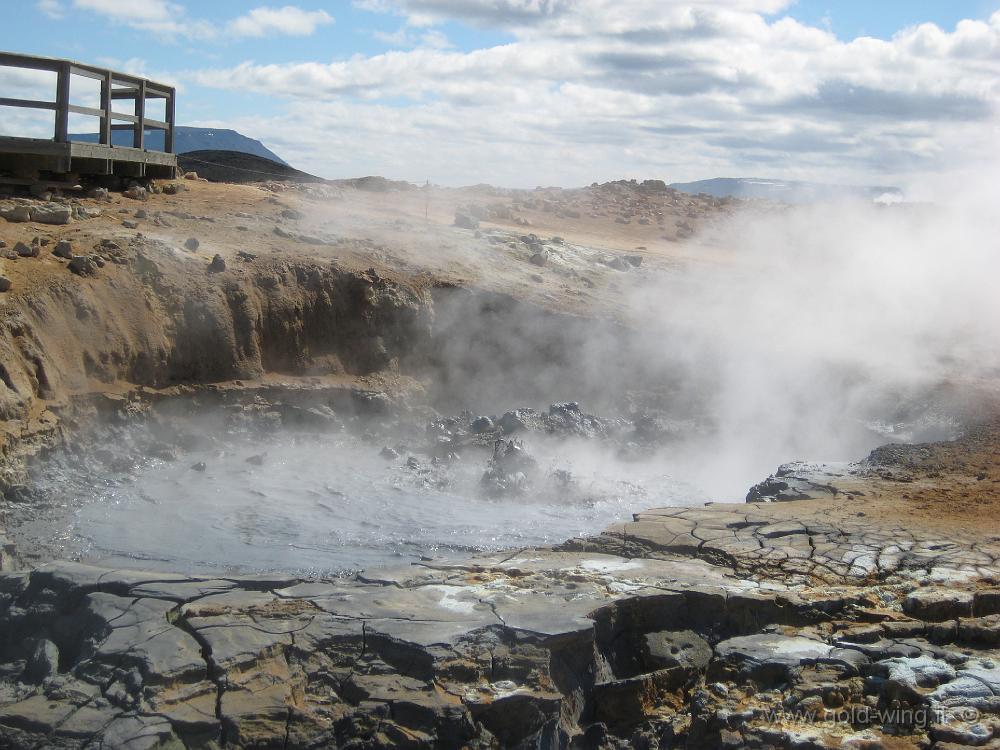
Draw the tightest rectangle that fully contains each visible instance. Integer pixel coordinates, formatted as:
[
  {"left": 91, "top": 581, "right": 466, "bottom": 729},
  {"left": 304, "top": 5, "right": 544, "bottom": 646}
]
[
  {"left": 499, "top": 408, "right": 538, "bottom": 433},
  {"left": 380, "top": 446, "right": 400, "bottom": 460},
  {"left": 975, "top": 589, "right": 1000, "bottom": 616},
  {"left": 625, "top": 254, "right": 643, "bottom": 267},
  {"left": 471, "top": 416, "right": 495, "bottom": 434},
  {"left": 245, "top": 453, "right": 266, "bottom": 466},
  {"left": 183, "top": 171, "right": 199, "bottom": 180},
  {"left": 53, "top": 239, "right": 73, "bottom": 259},
  {"left": 454, "top": 212, "right": 479, "bottom": 230},
  {"left": 208, "top": 254, "right": 226, "bottom": 272},
  {"left": 22, "top": 639, "right": 59, "bottom": 684},
  {"left": 481, "top": 438, "right": 537, "bottom": 496},
  {"left": 281, "top": 208, "right": 303, "bottom": 220},
  {"left": 68, "top": 255, "right": 98, "bottom": 276},
  {"left": 191, "top": 461, "right": 207, "bottom": 471},
  {"left": 0, "top": 203, "right": 31, "bottom": 222},
  {"left": 875, "top": 655, "right": 956, "bottom": 702},
  {"left": 0, "top": 276, "right": 11, "bottom": 292},
  {"left": 123, "top": 186, "right": 147, "bottom": 201},
  {"left": 904, "top": 588, "right": 974, "bottom": 621},
  {"left": 135, "top": 208, "right": 148, "bottom": 219},
  {"left": 712, "top": 634, "right": 832, "bottom": 681},
  {"left": 122, "top": 219, "right": 139, "bottom": 229},
  {"left": 75, "top": 205, "right": 102, "bottom": 219},
  {"left": 529, "top": 251, "right": 548, "bottom": 267},
  {"left": 642, "top": 630, "right": 712, "bottom": 677},
  {"left": 30, "top": 203, "right": 72, "bottom": 225},
  {"left": 184, "top": 237, "right": 200, "bottom": 251},
  {"left": 237, "top": 250, "right": 257, "bottom": 262},
  {"left": 14, "top": 241, "right": 37, "bottom": 258},
  {"left": 162, "top": 182, "right": 186, "bottom": 195},
  {"left": 85, "top": 187, "right": 109, "bottom": 200}
]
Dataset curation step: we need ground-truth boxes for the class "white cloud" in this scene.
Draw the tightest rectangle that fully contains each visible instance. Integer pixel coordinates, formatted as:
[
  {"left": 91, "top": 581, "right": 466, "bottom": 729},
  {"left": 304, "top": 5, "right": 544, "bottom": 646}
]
[
  {"left": 190, "top": 3, "right": 1000, "bottom": 185},
  {"left": 36, "top": 0, "right": 65, "bottom": 19},
  {"left": 72, "top": 0, "right": 216, "bottom": 39},
  {"left": 228, "top": 6, "right": 334, "bottom": 38}
]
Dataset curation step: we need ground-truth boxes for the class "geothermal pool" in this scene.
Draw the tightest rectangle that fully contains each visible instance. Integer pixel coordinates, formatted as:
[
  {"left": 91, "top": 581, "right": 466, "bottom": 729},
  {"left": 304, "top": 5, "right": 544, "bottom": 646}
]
[{"left": 16, "top": 422, "right": 702, "bottom": 575}]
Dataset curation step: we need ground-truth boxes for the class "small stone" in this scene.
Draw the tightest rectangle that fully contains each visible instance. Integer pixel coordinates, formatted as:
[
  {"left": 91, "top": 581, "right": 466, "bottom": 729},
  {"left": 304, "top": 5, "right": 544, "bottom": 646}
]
[
  {"left": 53, "top": 240, "right": 73, "bottom": 259},
  {"left": 86, "top": 186, "right": 109, "bottom": 200},
  {"left": 183, "top": 171, "right": 199, "bottom": 180},
  {"left": 245, "top": 454, "right": 266, "bottom": 466},
  {"left": 191, "top": 461, "right": 207, "bottom": 472},
  {"left": 14, "top": 241, "right": 38, "bottom": 258},
  {"left": 208, "top": 254, "right": 226, "bottom": 272},
  {"left": 162, "top": 182, "right": 186, "bottom": 195},
  {"left": 122, "top": 220, "right": 139, "bottom": 229},
  {"left": 123, "top": 186, "right": 147, "bottom": 201},
  {"left": 0, "top": 276, "right": 11, "bottom": 292},
  {"left": 380, "top": 447, "right": 400, "bottom": 460},
  {"left": 237, "top": 250, "right": 257, "bottom": 262},
  {"left": 529, "top": 251, "right": 548, "bottom": 266},
  {"left": 184, "top": 237, "right": 200, "bottom": 251},
  {"left": 68, "top": 255, "right": 98, "bottom": 276},
  {"left": 135, "top": 209, "right": 148, "bottom": 219},
  {"left": 281, "top": 208, "right": 303, "bottom": 220}
]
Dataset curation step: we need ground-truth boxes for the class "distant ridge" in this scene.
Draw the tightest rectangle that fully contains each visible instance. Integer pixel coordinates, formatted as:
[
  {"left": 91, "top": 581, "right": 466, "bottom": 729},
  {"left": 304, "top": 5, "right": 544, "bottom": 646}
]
[
  {"left": 669, "top": 177, "right": 902, "bottom": 203},
  {"left": 176, "top": 151, "right": 322, "bottom": 184},
  {"left": 69, "top": 126, "right": 289, "bottom": 166}
]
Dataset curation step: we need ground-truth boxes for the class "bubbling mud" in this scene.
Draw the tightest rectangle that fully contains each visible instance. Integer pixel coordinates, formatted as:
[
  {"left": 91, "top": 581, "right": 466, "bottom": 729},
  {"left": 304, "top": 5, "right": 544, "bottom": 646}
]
[{"left": 12, "top": 399, "right": 705, "bottom": 575}]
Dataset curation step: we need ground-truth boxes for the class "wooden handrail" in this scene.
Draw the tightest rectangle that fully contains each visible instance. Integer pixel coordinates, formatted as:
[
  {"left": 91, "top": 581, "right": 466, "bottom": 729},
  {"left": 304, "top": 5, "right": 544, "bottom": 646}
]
[{"left": 0, "top": 50, "right": 176, "bottom": 153}]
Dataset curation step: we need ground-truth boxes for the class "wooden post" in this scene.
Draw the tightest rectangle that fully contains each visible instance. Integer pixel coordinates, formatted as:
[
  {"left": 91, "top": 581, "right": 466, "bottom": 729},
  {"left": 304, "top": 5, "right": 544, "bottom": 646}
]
[
  {"left": 133, "top": 79, "right": 146, "bottom": 149},
  {"left": 54, "top": 62, "right": 70, "bottom": 142},
  {"left": 99, "top": 71, "right": 111, "bottom": 146},
  {"left": 164, "top": 87, "right": 175, "bottom": 153}
]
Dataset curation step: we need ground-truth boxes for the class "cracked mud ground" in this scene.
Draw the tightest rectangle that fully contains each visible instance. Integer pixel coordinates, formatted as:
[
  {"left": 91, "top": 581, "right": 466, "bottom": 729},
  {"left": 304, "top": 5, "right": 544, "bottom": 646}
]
[{"left": 1, "top": 179, "right": 999, "bottom": 748}]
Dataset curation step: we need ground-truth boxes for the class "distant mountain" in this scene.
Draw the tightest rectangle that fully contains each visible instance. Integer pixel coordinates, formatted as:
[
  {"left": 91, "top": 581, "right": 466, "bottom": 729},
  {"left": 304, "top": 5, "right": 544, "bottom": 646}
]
[
  {"left": 69, "top": 126, "right": 288, "bottom": 166},
  {"left": 176, "top": 151, "right": 321, "bottom": 184},
  {"left": 669, "top": 177, "right": 902, "bottom": 204}
]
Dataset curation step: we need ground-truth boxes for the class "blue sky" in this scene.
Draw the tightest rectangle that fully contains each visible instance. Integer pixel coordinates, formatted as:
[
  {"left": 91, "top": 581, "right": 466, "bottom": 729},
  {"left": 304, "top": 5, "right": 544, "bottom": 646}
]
[{"left": 2, "top": 1, "right": 999, "bottom": 186}]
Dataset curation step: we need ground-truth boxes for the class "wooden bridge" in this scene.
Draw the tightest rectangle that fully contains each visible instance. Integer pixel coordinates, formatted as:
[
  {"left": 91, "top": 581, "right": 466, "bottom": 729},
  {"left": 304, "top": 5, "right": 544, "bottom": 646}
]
[{"left": 0, "top": 51, "right": 177, "bottom": 183}]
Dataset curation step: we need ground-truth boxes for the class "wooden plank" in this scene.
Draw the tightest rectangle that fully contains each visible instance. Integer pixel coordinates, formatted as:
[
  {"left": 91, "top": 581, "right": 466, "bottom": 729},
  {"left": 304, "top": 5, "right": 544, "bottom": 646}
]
[
  {"left": 0, "top": 97, "right": 57, "bottom": 110},
  {"left": 111, "top": 86, "right": 170, "bottom": 100},
  {"left": 0, "top": 137, "right": 65, "bottom": 154},
  {"left": 69, "top": 65, "right": 106, "bottom": 81},
  {"left": 67, "top": 104, "right": 105, "bottom": 118},
  {"left": 0, "top": 52, "right": 59, "bottom": 72}
]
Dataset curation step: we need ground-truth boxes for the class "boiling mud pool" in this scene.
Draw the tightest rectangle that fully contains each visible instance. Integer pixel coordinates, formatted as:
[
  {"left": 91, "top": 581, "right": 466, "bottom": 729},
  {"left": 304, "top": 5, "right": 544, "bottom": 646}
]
[{"left": 23, "top": 430, "right": 704, "bottom": 575}]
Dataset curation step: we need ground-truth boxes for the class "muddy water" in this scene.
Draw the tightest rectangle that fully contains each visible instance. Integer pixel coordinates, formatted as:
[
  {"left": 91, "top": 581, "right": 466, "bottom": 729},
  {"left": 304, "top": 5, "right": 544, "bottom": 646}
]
[{"left": 18, "top": 428, "right": 703, "bottom": 575}]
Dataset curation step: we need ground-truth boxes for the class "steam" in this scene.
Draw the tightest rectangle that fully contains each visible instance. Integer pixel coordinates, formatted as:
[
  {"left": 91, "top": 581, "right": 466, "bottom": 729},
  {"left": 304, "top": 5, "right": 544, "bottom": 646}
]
[{"left": 625, "top": 189, "right": 1000, "bottom": 497}]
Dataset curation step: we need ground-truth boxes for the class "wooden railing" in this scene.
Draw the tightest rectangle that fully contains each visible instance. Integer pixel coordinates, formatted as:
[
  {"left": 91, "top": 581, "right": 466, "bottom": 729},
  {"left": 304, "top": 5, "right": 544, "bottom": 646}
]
[{"left": 0, "top": 51, "right": 175, "bottom": 152}]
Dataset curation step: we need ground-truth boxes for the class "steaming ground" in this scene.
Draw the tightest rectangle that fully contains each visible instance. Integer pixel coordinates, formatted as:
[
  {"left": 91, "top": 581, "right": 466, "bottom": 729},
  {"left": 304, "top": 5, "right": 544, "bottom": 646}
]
[{"left": 3, "top": 176, "right": 998, "bottom": 575}]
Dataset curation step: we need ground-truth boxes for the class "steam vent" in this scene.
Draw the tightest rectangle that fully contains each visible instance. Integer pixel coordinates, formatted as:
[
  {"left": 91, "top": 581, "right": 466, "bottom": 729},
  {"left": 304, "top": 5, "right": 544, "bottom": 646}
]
[{"left": 1, "top": 4, "right": 1000, "bottom": 748}]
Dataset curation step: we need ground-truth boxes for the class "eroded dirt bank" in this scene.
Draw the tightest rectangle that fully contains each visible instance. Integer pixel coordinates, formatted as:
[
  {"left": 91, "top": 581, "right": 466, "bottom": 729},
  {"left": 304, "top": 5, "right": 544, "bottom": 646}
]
[{"left": 0, "top": 180, "right": 998, "bottom": 749}]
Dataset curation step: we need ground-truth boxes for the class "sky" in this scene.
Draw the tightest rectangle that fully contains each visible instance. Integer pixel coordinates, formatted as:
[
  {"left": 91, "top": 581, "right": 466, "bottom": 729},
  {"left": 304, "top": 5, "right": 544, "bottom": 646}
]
[{"left": 1, "top": 0, "right": 1000, "bottom": 188}]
